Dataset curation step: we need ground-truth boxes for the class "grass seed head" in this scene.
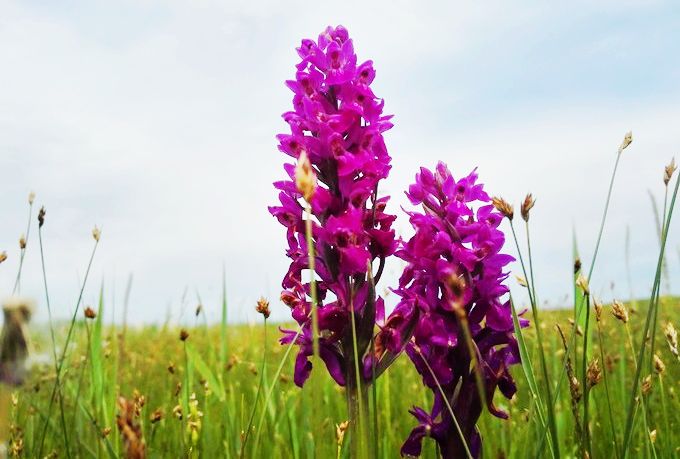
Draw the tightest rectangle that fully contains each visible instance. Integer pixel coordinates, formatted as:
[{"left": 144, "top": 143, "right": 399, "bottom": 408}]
[
  {"left": 573, "top": 257, "right": 582, "bottom": 274},
  {"left": 575, "top": 274, "right": 590, "bottom": 295},
  {"left": 593, "top": 297, "right": 602, "bottom": 322},
  {"left": 520, "top": 193, "right": 535, "bottom": 222},
  {"left": 336, "top": 421, "right": 349, "bottom": 446},
  {"left": 653, "top": 354, "right": 665, "bottom": 374},
  {"left": 649, "top": 429, "right": 657, "bottom": 444},
  {"left": 256, "top": 297, "right": 271, "bottom": 319},
  {"left": 92, "top": 226, "right": 101, "bottom": 242},
  {"left": 150, "top": 409, "right": 163, "bottom": 424},
  {"left": 38, "top": 206, "right": 46, "bottom": 228},
  {"left": 663, "top": 322, "right": 678, "bottom": 358},
  {"left": 569, "top": 376, "right": 582, "bottom": 401},
  {"left": 84, "top": 306, "right": 97, "bottom": 319},
  {"left": 0, "top": 251, "right": 7, "bottom": 264},
  {"left": 179, "top": 329, "right": 189, "bottom": 342},
  {"left": 611, "top": 300, "right": 629, "bottom": 324},
  {"left": 664, "top": 157, "right": 676, "bottom": 185},
  {"left": 618, "top": 131, "right": 633, "bottom": 154},
  {"left": 19, "top": 234, "right": 26, "bottom": 250},
  {"left": 586, "top": 358, "right": 602, "bottom": 388},
  {"left": 515, "top": 275, "right": 528, "bottom": 287},
  {"left": 28, "top": 191, "right": 35, "bottom": 205},
  {"left": 491, "top": 196, "right": 514, "bottom": 220},
  {"left": 642, "top": 375, "right": 652, "bottom": 395}
]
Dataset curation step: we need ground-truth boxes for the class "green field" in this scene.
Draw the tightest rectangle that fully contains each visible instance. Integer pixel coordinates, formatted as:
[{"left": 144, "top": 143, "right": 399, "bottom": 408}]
[{"left": 2, "top": 296, "right": 679, "bottom": 458}]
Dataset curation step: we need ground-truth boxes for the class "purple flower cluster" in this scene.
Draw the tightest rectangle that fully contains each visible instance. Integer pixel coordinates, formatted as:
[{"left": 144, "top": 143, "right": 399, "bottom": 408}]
[
  {"left": 383, "top": 163, "right": 522, "bottom": 458},
  {"left": 269, "top": 26, "right": 397, "bottom": 388}
]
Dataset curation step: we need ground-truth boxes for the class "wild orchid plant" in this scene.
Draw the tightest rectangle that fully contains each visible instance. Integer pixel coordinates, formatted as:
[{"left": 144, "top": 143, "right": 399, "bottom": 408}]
[
  {"left": 270, "top": 25, "right": 521, "bottom": 458},
  {"left": 268, "top": 24, "right": 403, "bottom": 450},
  {"left": 385, "top": 163, "right": 523, "bottom": 458}
]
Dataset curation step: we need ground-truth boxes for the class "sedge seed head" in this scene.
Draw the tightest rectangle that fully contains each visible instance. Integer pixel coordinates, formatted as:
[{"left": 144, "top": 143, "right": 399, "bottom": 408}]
[
  {"left": 664, "top": 157, "right": 676, "bottom": 186},
  {"left": 491, "top": 196, "right": 514, "bottom": 221},
  {"left": 618, "top": 131, "right": 633, "bottom": 154},
  {"left": 611, "top": 300, "right": 629, "bottom": 324},
  {"left": 520, "top": 193, "right": 535, "bottom": 222}
]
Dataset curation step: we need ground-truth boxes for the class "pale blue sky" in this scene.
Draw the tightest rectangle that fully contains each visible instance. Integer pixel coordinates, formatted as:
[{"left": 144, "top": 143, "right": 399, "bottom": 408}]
[{"left": 1, "top": 0, "right": 679, "bottom": 324}]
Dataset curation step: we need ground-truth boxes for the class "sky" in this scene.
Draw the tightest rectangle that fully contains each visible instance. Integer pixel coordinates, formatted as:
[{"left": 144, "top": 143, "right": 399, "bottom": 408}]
[{"left": 1, "top": 0, "right": 679, "bottom": 325}]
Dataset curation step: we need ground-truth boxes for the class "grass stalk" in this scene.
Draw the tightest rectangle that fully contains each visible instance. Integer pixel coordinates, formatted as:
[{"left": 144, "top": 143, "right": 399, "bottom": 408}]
[
  {"left": 12, "top": 199, "right": 33, "bottom": 295},
  {"left": 621, "top": 173, "right": 679, "bottom": 458},
  {"left": 508, "top": 221, "right": 559, "bottom": 459}
]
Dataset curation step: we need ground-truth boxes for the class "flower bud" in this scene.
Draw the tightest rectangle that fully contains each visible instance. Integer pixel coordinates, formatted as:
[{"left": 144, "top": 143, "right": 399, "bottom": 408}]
[{"left": 295, "top": 150, "right": 317, "bottom": 202}]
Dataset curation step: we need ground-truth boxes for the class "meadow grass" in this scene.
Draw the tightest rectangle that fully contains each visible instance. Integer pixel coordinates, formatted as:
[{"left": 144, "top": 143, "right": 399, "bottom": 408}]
[{"left": 2, "top": 297, "right": 679, "bottom": 458}]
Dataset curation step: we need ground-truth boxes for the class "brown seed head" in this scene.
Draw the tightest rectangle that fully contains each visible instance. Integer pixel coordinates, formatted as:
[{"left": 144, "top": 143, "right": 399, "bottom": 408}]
[
  {"left": 611, "top": 300, "right": 629, "bottom": 324},
  {"left": 295, "top": 150, "right": 317, "bottom": 202},
  {"left": 569, "top": 376, "right": 582, "bottom": 402},
  {"left": 179, "top": 329, "right": 189, "bottom": 342},
  {"left": 586, "top": 358, "right": 602, "bottom": 388},
  {"left": 0, "top": 251, "right": 7, "bottom": 264},
  {"left": 642, "top": 375, "right": 652, "bottom": 395},
  {"left": 664, "top": 157, "right": 676, "bottom": 186},
  {"left": 84, "top": 307, "right": 97, "bottom": 320},
  {"left": 575, "top": 274, "right": 590, "bottom": 295},
  {"left": 618, "top": 131, "right": 633, "bottom": 154},
  {"left": 663, "top": 322, "right": 678, "bottom": 358},
  {"left": 653, "top": 354, "right": 665, "bottom": 374},
  {"left": 116, "top": 397, "right": 146, "bottom": 459},
  {"left": 226, "top": 354, "right": 240, "bottom": 371},
  {"left": 521, "top": 193, "right": 535, "bottom": 222},
  {"left": 19, "top": 234, "right": 26, "bottom": 250},
  {"left": 195, "top": 304, "right": 202, "bottom": 317},
  {"left": 256, "top": 297, "right": 271, "bottom": 319},
  {"left": 167, "top": 362, "right": 175, "bottom": 374},
  {"left": 574, "top": 257, "right": 582, "bottom": 274},
  {"left": 38, "top": 206, "right": 46, "bottom": 228},
  {"left": 336, "top": 420, "right": 349, "bottom": 446},
  {"left": 92, "top": 226, "right": 101, "bottom": 242},
  {"left": 593, "top": 298, "right": 602, "bottom": 322},
  {"left": 150, "top": 409, "right": 163, "bottom": 424},
  {"left": 491, "top": 197, "right": 514, "bottom": 220}
]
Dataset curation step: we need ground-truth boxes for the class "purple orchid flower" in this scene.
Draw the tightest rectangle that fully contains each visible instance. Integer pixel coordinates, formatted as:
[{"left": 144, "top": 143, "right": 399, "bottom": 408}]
[
  {"left": 377, "top": 162, "right": 524, "bottom": 458},
  {"left": 269, "top": 25, "right": 405, "bottom": 394}
]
